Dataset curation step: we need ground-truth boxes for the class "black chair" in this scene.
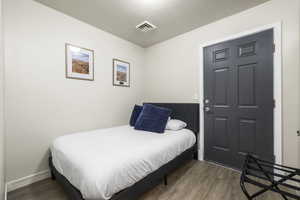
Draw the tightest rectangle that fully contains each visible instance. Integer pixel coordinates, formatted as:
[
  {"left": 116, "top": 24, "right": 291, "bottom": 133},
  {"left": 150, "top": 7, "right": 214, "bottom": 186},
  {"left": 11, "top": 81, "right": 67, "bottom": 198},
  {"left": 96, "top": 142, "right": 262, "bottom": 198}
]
[{"left": 240, "top": 154, "right": 300, "bottom": 200}]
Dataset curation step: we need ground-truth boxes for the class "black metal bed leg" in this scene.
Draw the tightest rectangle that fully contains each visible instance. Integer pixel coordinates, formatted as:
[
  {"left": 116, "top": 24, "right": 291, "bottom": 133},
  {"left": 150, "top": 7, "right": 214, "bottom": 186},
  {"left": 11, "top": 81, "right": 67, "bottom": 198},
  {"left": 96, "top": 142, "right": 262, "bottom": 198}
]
[
  {"left": 51, "top": 170, "right": 56, "bottom": 180},
  {"left": 164, "top": 175, "right": 168, "bottom": 186},
  {"left": 49, "top": 156, "right": 56, "bottom": 180},
  {"left": 193, "top": 151, "right": 198, "bottom": 160}
]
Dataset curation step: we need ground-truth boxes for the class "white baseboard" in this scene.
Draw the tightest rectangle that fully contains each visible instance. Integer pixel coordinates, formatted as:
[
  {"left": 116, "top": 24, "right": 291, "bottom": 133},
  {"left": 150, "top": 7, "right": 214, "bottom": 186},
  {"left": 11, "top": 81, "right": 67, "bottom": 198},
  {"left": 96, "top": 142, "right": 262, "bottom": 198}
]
[
  {"left": 6, "top": 170, "right": 50, "bottom": 193},
  {"left": 4, "top": 183, "right": 7, "bottom": 200}
]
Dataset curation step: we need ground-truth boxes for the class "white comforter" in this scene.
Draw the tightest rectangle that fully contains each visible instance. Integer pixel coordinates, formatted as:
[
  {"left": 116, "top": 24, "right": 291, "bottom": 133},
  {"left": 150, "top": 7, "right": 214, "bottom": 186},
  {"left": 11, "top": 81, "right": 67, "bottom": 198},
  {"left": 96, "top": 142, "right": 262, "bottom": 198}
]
[{"left": 51, "top": 125, "right": 196, "bottom": 200}]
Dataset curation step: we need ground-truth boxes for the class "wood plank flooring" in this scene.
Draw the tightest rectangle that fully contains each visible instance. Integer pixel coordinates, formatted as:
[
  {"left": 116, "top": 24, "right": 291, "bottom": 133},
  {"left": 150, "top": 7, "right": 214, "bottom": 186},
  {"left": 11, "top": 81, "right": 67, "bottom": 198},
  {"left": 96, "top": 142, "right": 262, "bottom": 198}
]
[{"left": 8, "top": 161, "right": 288, "bottom": 200}]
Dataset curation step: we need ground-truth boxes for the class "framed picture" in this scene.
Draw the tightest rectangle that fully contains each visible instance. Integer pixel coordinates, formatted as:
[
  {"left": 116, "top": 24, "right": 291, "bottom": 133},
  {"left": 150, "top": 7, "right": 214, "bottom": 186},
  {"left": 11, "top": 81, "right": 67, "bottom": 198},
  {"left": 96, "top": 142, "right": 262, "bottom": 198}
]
[
  {"left": 65, "top": 43, "right": 94, "bottom": 81},
  {"left": 113, "top": 59, "right": 130, "bottom": 87}
]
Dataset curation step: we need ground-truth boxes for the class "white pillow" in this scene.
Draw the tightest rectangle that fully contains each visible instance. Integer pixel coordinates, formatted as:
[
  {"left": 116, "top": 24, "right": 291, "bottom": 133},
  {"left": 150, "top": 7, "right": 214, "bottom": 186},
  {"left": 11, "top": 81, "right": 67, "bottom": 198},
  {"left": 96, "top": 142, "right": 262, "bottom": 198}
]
[{"left": 165, "top": 119, "right": 187, "bottom": 131}]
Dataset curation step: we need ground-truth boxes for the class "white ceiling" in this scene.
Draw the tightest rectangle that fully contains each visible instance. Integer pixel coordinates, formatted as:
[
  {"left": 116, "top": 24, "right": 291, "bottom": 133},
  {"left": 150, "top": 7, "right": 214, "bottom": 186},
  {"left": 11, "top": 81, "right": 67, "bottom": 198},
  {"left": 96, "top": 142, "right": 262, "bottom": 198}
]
[{"left": 34, "top": 0, "right": 270, "bottom": 47}]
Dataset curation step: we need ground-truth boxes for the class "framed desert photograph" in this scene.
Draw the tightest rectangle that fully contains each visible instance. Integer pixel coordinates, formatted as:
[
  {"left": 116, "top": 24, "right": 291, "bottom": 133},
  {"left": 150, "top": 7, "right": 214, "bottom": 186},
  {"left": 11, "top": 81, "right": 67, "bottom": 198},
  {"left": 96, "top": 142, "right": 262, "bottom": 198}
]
[
  {"left": 65, "top": 43, "right": 94, "bottom": 81},
  {"left": 113, "top": 59, "right": 130, "bottom": 87}
]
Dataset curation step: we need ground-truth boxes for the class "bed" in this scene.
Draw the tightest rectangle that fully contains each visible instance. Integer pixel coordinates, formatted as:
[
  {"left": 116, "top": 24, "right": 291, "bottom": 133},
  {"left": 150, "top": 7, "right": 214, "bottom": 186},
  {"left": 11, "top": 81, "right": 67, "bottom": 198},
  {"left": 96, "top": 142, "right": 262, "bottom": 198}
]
[{"left": 49, "top": 103, "right": 199, "bottom": 200}]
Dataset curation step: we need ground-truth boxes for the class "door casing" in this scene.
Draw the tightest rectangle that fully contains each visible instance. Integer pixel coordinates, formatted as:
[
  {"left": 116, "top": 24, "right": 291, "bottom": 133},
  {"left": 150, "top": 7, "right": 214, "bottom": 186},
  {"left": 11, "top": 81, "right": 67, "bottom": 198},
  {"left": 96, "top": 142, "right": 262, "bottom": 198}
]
[{"left": 198, "top": 22, "right": 282, "bottom": 165}]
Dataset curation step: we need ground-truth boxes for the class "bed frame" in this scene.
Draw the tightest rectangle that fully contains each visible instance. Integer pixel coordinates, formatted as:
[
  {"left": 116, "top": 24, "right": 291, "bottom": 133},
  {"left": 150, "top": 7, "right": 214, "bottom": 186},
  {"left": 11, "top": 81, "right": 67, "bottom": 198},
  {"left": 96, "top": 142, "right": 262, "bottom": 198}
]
[{"left": 49, "top": 103, "right": 199, "bottom": 200}]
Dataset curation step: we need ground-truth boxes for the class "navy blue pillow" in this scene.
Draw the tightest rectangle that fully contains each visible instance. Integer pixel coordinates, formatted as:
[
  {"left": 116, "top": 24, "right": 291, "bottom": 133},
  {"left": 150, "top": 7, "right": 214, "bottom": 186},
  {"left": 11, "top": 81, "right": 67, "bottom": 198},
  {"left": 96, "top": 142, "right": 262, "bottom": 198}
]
[
  {"left": 134, "top": 104, "right": 172, "bottom": 133},
  {"left": 129, "top": 105, "right": 143, "bottom": 126}
]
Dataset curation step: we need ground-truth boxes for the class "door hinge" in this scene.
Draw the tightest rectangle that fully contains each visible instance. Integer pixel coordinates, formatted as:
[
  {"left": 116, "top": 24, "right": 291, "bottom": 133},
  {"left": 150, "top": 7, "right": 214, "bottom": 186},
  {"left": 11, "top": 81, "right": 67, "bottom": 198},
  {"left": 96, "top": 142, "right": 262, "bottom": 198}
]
[
  {"left": 297, "top": 130, "right": 300, "bottom": 137},
  {"left": 273, "top": 99, "right": 276, "bottom": 108},
  {"left": 273, "top": 43, "right": 275, "bottom": 53}
]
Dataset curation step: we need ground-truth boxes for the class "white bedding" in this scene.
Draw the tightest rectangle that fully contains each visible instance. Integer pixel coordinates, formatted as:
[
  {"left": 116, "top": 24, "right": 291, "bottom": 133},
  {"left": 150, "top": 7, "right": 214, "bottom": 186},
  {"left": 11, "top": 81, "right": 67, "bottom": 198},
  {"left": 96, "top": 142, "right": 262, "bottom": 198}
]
[{"left": 51, "top": 125, "right": 196, "bottom": 200}]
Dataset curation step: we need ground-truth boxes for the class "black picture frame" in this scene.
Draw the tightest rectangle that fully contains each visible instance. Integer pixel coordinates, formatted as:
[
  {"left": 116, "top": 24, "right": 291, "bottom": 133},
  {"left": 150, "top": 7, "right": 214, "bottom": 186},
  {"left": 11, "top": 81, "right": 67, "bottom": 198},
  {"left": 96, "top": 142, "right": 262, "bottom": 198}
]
[{"left": 113, "top": 59, "right": 130, "bottom": 87}]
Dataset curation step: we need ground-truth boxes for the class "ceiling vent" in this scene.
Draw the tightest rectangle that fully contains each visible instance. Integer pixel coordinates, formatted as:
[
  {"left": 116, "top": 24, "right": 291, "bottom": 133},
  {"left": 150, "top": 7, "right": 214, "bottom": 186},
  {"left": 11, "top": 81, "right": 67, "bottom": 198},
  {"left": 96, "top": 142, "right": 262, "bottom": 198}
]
[{"left": 136, "top": 21, "right": 157, "bottom": 32}]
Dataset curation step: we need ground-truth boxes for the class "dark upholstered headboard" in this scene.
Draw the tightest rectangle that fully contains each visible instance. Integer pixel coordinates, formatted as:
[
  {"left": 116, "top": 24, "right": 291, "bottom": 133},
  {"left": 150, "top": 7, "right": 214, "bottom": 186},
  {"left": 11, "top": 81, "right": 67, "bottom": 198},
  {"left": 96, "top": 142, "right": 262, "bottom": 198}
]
[{"left": 144, "top": 103, "right": 199, "bottom": 135}]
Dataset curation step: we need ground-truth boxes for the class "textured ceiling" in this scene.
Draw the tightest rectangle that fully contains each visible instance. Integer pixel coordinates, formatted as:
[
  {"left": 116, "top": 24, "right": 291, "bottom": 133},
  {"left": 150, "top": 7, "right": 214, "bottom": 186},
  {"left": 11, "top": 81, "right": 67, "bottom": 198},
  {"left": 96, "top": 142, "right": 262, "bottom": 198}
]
[{"left": 34, "top": 0, "right": 270, "bottom": 47}]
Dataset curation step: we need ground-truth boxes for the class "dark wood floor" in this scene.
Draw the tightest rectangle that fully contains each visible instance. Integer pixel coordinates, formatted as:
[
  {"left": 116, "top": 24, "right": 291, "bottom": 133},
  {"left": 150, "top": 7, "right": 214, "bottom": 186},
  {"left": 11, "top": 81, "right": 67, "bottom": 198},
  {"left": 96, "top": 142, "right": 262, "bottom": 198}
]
[{"left": 8, "top": 161, "right": 288, "bottom": 200}]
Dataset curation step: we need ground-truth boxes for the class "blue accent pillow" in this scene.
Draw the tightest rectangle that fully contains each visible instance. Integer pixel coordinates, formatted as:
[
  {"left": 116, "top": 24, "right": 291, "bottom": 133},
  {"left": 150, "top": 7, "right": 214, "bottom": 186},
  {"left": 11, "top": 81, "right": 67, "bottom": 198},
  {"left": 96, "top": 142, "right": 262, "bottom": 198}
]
[
  {"left": 134, "top": 104, "right": 172, "bottom": 133},
  {"left": 129, "top": 105, "right": 143, "bottom": 126}
]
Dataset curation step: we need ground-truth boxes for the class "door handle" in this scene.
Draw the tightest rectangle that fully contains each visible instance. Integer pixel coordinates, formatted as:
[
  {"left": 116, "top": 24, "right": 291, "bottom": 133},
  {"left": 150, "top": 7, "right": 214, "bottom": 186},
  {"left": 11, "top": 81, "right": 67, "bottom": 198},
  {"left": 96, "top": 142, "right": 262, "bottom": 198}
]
[{"left": 204, "top": 107, "right": 211, "bottom": 113}]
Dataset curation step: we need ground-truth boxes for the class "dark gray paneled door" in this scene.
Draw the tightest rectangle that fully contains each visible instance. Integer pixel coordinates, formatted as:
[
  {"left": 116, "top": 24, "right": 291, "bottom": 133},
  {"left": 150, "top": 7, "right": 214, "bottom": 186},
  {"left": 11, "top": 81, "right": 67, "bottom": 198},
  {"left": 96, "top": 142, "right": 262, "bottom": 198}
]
[{"left": 203, "top": 29, "right": 274, "bottom": 170}]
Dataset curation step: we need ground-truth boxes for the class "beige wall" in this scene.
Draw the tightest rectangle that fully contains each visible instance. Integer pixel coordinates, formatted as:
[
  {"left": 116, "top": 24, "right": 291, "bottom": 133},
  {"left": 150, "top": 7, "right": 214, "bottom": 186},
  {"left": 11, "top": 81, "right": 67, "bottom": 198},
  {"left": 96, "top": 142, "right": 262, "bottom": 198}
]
[
  {"left": 299, "top": 0, "right": 300, "bottom": 169},
  {"left": 0, "top": 0, "right": 5, "bottom": 198},
  {"left": 144, "top": 0, "right": 300, "bottom": 167},
  {"left": 4, "top": 0, "right": 145, "bottom": 182}
]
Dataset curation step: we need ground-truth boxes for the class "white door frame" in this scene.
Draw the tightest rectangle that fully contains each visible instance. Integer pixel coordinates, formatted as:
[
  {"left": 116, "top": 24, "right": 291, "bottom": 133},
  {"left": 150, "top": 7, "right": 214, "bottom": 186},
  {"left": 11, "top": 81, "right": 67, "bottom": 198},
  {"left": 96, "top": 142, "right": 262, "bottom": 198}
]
[{"left": 198, "top": 22, "right": 282, "bottom": 165}]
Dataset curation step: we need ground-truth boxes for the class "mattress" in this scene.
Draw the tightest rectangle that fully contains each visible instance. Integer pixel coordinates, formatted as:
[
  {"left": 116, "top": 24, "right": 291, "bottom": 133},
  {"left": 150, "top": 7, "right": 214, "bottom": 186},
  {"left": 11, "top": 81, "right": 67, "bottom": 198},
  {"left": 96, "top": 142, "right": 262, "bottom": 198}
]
[{"left": 51, "top": 125, "right": 196, "bottom": 200}]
